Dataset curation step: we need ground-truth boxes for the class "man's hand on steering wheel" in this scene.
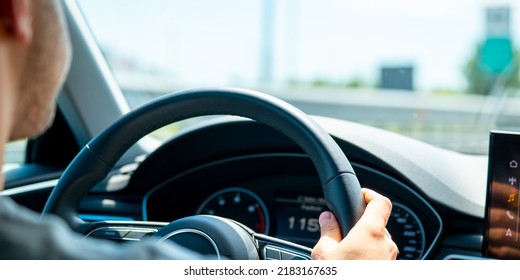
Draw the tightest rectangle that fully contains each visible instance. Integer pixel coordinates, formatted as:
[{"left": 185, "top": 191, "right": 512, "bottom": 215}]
[{"left": 312, "top": 188, "right": 399, "bottom": 260}]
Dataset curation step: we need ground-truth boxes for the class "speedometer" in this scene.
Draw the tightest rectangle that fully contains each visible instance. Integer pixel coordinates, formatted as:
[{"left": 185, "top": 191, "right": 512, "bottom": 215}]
[
  {"left": 387, "top": 202, "right": 426, "bottom": 260},
  {"left": 197, "top": 189, "right": 426, "bottom": 259},
  {"left": 196, "top": 187, "right": 270, "bottom": 234}
]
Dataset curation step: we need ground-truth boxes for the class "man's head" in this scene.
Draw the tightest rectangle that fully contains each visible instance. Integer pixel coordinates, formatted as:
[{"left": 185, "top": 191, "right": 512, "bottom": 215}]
[{"left": 0, "top": 0, "right": 71, "bottom": 141}]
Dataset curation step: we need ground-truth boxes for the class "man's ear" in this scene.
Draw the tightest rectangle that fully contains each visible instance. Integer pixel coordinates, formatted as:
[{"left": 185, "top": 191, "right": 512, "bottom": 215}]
[{"left": 0, "top": 0, "right": 32, "bottom": 43}]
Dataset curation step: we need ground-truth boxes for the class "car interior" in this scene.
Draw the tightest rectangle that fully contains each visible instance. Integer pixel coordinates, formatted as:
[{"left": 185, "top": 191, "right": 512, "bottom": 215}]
[{"left": 2, "top": 0, "right": 520, "bottom": 260}]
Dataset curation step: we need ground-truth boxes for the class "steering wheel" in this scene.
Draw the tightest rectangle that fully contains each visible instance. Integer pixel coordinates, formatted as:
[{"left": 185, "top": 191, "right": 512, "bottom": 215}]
[{"left": 42, "top": 87, "right": 365, "bottom": 259}]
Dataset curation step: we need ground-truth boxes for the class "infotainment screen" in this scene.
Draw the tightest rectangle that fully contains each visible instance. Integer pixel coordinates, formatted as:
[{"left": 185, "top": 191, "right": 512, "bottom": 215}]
[{"left": 484, "top": 131, "right": 520, "bottom": 259}]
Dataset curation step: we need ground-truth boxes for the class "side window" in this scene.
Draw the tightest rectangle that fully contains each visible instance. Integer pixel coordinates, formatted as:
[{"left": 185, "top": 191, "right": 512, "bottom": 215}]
[{"left": 3, "top": 139, "right": 26, "bottom": 171}]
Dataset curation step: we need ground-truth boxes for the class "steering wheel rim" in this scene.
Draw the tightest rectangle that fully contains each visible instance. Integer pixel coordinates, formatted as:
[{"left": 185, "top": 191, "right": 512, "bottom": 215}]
[{"left": 43, "top": 87, "right": 365, "bottom": 248}]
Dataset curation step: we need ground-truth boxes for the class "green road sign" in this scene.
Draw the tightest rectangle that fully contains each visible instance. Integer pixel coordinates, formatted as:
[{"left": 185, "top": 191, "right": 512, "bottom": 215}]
[{"left": 480, "top": 37, "right": 514, "bottom": 75}]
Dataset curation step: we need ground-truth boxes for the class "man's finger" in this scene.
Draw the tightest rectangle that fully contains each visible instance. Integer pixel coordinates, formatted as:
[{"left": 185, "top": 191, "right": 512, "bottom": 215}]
[{"left": 359, "top": 188, "right": 393, "bottom": 227}]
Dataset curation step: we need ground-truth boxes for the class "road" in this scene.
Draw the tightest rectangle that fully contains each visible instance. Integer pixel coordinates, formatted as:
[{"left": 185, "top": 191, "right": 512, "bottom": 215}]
[{"left": 123, "top": 86, "right": 520, "bottom": 154}]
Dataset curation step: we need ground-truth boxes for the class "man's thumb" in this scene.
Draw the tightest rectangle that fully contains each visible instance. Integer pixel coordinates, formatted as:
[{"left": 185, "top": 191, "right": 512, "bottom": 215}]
[{"left": 318, "top": 211, "right": 342, "bottom": 242}]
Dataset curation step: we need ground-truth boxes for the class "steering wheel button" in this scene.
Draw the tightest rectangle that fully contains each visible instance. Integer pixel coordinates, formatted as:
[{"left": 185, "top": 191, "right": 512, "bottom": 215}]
[
  {"left": 124, "top": 230, "right": 156, "bottom": 240},
  {"left": 89, "top": 229, "right": 129, "bottom": 239},
  {"left": 264, "top": 247, "right": 281, "bottom": 260},
  {"left": 281, "top": 251, "right": 308, "bottom": 260}
]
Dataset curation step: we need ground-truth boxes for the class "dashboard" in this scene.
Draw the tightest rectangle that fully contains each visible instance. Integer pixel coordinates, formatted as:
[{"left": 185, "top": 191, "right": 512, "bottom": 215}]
[
  {"left": 142, "top": 154, "right": 441, "bottom": 260},
  {"left": 79, "top": 117, "right": 462, "bottom": 259}
]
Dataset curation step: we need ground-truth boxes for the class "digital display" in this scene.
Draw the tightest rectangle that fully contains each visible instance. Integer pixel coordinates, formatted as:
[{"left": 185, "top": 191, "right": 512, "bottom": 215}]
[
  {"left": 485, "top": 131, "right": 520, "bottom": 259},
  {"left": 275, "top": 194, "right": 327, "bottom": 247}
]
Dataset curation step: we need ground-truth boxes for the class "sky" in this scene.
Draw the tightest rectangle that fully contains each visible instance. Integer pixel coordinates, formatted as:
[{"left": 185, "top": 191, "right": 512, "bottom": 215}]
[{"left": 78, "top": 0, "right": 520, "bottom": 92}]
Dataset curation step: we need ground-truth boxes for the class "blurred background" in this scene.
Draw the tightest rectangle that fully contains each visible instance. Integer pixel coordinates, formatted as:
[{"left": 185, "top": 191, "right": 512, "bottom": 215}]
[{"left": 6, "top": 0, "right": 520, "bottom": 166}]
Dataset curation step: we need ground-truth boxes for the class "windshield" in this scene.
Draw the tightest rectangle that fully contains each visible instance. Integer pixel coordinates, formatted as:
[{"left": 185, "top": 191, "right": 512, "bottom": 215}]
[{"left": 78, "top": 0, "right": 520, "bottom": 155}]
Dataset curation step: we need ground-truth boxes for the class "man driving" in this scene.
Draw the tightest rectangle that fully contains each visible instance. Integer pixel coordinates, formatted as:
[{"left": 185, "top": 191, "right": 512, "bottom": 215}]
[{"left": 0, "top": 0, "right": 397, "bottom": 260}]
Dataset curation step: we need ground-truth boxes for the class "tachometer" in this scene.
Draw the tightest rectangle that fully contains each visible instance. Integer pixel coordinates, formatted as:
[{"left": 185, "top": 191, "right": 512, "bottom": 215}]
[
  {"left": 196, "top": 187, "right": 270, "bottom": 234},
  {"left": 386, "top": 202, "right": 426, "bottom": 260}
]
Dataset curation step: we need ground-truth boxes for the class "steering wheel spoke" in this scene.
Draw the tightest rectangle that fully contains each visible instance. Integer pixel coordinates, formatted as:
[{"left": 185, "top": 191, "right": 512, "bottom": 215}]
[{"left": 82, "top": 221, "right": 166, "bottom": 242}]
